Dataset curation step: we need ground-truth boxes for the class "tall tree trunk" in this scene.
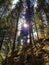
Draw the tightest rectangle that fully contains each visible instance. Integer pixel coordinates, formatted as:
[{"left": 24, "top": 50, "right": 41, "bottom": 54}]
[{"left": 0, "top": 32, "right": 5, "bottom": 50}]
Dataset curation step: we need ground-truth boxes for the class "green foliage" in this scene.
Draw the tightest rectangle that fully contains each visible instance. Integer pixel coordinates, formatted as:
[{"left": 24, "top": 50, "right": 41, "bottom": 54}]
[
  {"left": 36, "top": 0, "right": 46, "bottom": 12},
  {"left": 0, "top": 0, "right": 12, "bottom": 6},
  {"left": 0, "top": 0, "right": 49, "bottom": 65}
]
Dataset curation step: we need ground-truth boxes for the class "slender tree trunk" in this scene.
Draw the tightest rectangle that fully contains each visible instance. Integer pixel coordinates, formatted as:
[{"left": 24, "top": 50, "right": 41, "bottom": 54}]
[
  {"left": 12, "top": 14, "right": 19, "bottom": 53},
  {"left": 0, "top": 32, "right": 5, "bottom": 50}
]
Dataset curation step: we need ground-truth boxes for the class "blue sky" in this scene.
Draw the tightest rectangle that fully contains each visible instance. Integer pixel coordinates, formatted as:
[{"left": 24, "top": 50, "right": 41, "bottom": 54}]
[
  {"left": 12, "top": 0, "right": 37, "bottom": 9},
  {"left": 12, "top": 0, "right": 19, "bottom": 4},
  {"left": 12, "top": 0, "right": 19, "bottom": 9}
]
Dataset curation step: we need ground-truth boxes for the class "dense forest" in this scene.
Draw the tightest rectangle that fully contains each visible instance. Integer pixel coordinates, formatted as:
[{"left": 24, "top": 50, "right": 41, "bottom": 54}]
[{"left": 0, "top": 0, "right": 49, "bottom": 65}]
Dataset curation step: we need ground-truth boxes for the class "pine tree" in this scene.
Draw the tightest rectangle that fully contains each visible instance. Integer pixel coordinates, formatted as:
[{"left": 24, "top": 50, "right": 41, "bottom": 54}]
[{"left": 1, "top": 0, "right": 49, "bottom": 65}]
